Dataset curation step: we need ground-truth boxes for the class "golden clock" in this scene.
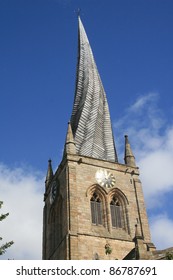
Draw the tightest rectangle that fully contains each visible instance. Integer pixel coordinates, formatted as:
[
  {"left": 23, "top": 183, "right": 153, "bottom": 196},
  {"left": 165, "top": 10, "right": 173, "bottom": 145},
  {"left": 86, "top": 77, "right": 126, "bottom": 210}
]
[{"left": 95, "top": 169, "right": 115, "bottom": 188}]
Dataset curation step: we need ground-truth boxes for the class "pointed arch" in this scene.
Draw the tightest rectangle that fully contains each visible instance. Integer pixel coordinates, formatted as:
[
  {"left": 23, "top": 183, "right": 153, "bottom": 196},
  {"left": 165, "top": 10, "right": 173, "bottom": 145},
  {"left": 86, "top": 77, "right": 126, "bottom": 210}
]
[
  {"left": 90, "top": 192, "right": 103, "bottom": 225},
  {"left": 86, "top": 184, "right": 107, "bottom": 226},
  {"left": 108, "top": 188, "right": 129, "bottom": 205},
  {"left": 110, "top": 196, "right": 124, "bottom": 228},
  {"left": 86, "top": 184, "right": 108, "bottom": 198},
  {"left": 108, "top": 188, "right": 129, "bottom": 233}
]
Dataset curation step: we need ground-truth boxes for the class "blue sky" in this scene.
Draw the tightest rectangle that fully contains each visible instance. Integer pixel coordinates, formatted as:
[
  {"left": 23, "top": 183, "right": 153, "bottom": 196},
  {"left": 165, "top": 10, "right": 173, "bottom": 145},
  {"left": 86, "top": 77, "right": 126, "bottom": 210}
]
[{"left": 0, "top": 0, "right": 173, "bottom": 259}]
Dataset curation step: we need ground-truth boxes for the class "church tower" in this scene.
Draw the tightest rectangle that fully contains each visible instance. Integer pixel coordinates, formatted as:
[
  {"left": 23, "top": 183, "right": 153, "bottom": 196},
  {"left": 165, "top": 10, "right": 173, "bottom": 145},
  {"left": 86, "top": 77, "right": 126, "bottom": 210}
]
[{"left": 42, "top": 17, "right": 154, "bottom": 260}]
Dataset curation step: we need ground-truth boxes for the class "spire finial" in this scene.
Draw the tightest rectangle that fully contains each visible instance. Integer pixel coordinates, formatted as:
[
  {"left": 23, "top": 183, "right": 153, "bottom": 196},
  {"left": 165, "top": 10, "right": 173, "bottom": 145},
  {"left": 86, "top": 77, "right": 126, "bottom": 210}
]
[
  {"left": 77, "top": 8, "right": 81, "bottom": 17},
  {"left": 74, "top": 8, "right": 81, "bottom": 18}
]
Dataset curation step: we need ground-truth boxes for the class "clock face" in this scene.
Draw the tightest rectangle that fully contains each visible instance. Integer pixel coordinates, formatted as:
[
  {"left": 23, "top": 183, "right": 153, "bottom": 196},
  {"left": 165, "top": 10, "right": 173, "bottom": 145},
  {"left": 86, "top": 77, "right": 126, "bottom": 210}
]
[
  {"left": 95, "top": 169, "right": 115, "bottom": 188},
  {"left": 50, "top": 181, "right": 57, "bottom": 204}
]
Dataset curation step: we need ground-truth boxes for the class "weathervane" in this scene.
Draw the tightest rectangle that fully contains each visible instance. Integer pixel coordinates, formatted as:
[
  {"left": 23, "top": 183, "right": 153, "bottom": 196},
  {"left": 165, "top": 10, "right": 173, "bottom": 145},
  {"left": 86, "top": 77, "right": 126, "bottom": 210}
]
[{"left": 75, "top": 8, "right": 81, "bottom": 17}]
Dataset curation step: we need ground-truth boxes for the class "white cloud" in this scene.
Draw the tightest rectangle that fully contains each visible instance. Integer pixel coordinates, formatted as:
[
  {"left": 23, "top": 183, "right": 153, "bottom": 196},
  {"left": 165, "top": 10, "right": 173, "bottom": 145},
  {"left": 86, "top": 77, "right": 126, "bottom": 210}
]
[
  {"left": 150, "top": 214, "right": 173, "bottom": 249},
  {"left": 0, "top": 163, "right": 44, "bottom": 260},
  {"left": 139, "top": 147, "right": 173, "bottom": 202}
]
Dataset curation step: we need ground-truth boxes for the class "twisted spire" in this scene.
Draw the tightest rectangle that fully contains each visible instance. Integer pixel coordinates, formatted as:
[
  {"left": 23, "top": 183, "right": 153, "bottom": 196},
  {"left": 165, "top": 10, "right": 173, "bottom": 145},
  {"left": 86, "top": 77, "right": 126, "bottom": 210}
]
[{"left": 70, "top": 17, "right": 118, "bottom": 162}]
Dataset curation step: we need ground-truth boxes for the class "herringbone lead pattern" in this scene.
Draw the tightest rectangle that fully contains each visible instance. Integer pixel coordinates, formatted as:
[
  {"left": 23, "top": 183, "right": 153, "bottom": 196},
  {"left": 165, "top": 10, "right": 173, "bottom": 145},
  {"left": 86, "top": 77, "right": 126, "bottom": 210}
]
[{"left": 70, "top": 17, "right": 118, "bottom": 162}]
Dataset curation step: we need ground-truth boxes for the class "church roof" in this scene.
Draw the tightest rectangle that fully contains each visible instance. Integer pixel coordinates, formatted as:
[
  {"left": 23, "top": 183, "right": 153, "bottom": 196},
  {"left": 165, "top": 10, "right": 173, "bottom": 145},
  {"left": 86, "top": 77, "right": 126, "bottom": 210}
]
[{"left": 70, "top": 17, "right": 118, "bottom": 162}]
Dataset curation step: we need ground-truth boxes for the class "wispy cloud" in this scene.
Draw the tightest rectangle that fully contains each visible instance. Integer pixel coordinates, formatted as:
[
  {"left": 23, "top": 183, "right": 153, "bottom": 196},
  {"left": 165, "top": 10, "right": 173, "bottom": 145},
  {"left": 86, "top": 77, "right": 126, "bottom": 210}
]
[
  {"left": 114, "top": 92, "right": 173, "bottom": 249},
  {"left": 0, "top": 163, "right": 44, "bottom": 259},
  {"left": 128, "top": 92, "right": 158, "bottom": 112},
  {"left": 114, "top": 92, "right": 164, "bottom": 151}
]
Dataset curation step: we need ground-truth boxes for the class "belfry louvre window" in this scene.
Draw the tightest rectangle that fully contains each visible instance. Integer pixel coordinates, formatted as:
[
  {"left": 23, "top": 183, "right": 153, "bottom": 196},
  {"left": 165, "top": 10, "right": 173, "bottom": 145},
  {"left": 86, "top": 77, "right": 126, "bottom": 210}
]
[
  {"left": 110, "top": 196, "right": 123, "bottom": 228},
  {"left": 90, "top": 192, "right": 102, "bottom": 225}
]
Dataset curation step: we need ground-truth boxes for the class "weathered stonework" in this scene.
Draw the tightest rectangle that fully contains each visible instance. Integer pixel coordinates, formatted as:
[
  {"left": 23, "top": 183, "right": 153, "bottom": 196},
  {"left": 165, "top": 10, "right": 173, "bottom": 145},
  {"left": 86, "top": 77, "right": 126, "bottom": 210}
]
[{"left": 43, "top": 153, "right": 153, "bottom": 260}]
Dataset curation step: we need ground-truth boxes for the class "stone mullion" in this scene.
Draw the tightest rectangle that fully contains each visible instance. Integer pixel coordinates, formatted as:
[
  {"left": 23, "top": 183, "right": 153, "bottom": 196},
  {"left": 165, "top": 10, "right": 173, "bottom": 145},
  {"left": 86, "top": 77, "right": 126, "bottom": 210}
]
[{"left": 106, "top": 196, "right": 112, "bottom": 233}]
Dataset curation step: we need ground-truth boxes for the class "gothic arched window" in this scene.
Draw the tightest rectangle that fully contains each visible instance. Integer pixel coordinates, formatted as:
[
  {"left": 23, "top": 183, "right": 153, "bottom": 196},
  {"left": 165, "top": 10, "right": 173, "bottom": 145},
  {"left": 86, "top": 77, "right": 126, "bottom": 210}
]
[
  {"left": 110, "top": 196, "right": 124, "bottom": 228},
  {"left": 90, "top": 192, "right": 102, "bottom": 225}
]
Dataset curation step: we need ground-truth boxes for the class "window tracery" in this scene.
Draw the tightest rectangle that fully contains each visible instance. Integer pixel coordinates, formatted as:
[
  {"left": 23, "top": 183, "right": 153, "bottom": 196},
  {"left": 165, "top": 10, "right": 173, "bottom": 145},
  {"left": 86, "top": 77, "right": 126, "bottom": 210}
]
[
  {"left": 110, "top": 196, "right": 124, "bottom": 228},
  {"left": 90, "top": 192, "right": 103, "bottom": 225}
]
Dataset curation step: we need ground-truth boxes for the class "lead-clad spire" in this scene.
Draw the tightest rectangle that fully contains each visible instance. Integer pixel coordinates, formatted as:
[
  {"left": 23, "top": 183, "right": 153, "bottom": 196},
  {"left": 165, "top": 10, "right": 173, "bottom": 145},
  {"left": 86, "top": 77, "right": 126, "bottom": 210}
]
[{"left": 70, "top": 17, "right": 118, "bottom": 162}]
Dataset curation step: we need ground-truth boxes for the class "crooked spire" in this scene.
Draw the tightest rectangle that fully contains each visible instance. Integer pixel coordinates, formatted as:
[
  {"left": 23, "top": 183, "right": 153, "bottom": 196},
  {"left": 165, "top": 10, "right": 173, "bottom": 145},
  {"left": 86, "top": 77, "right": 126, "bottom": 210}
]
[{"left": 70, "top": 17, "right": 118, "bottom": 162}]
